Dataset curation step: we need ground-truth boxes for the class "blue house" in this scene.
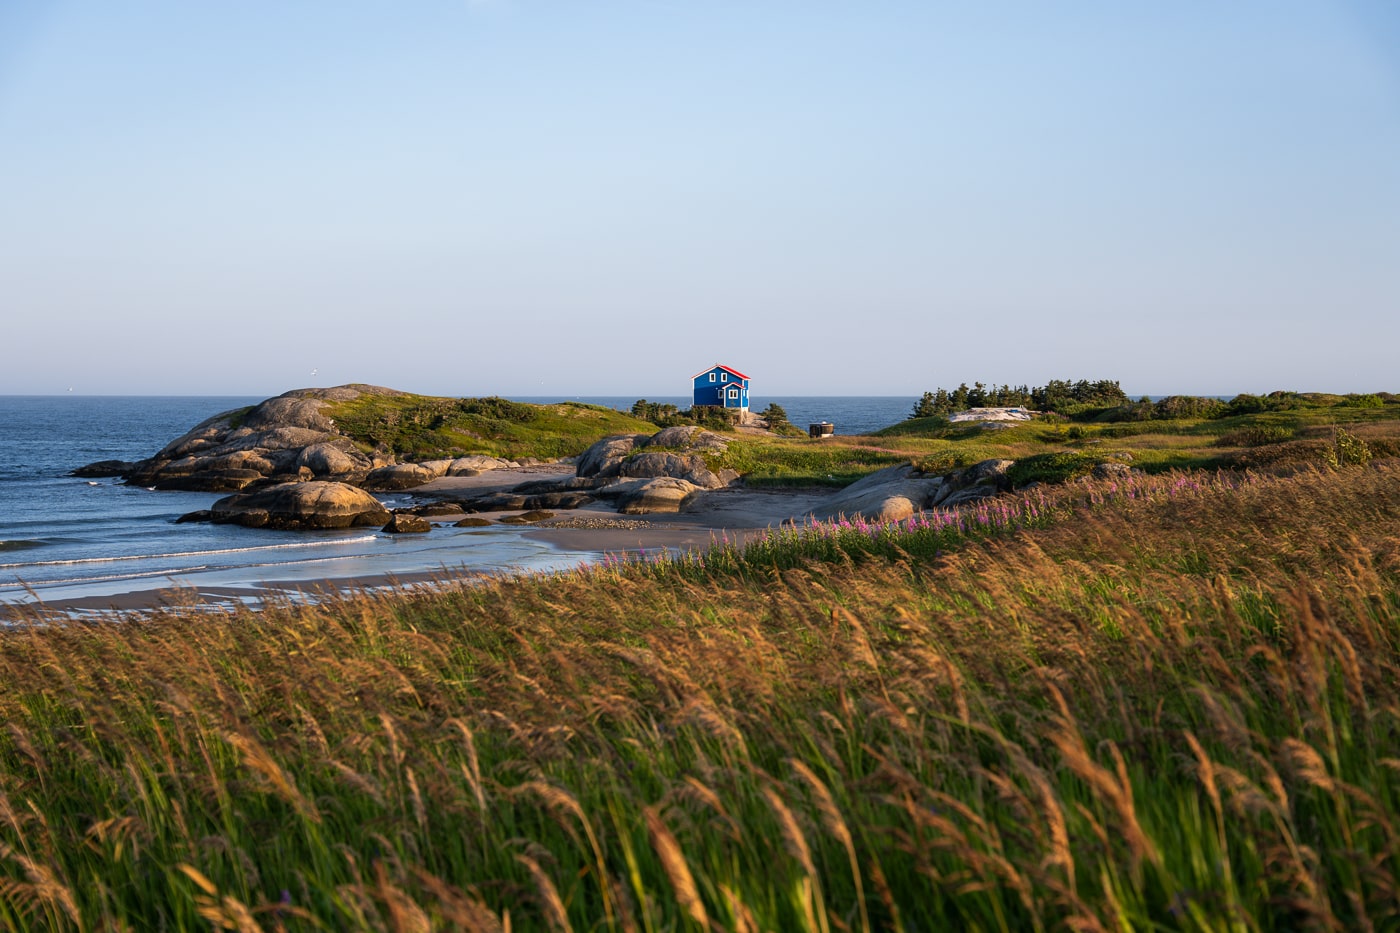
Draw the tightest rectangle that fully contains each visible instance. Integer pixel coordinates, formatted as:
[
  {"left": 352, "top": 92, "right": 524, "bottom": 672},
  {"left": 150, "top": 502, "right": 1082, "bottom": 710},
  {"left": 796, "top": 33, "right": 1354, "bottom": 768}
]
[{"left": 692, "top": 364, "right": 750, "bottom": 412}]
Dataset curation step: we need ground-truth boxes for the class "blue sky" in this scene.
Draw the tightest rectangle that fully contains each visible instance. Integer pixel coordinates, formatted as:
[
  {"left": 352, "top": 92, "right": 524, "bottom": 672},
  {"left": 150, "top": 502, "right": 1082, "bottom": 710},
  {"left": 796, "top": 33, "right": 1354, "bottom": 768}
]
[{"left": 2, "top": 1, "right": 1398, "bottom": 397}]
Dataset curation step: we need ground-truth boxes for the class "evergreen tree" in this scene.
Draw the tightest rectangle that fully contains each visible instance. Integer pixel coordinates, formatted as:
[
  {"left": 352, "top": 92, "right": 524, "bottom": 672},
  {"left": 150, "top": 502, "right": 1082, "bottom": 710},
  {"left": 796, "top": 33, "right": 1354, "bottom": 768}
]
[
  {"left": 759, "top": 403, "right": 791, "bottom": 432},
  {"left": 911, "top": 392, "right": 937, "bottom": 419}
]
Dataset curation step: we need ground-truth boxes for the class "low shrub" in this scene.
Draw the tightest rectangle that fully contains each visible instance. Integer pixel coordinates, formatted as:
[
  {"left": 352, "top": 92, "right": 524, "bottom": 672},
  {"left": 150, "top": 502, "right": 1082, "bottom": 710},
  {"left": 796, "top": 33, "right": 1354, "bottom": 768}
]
[
  {"left": 1324, "top": 427, "right": 1372, "bottom": 467},
  {"left": 1215, "top": 425, "right": 1294, "bottom": 448},
  {"left": 1006, "top": 451, "right": 1098, "bottom": 487},
  {"left": 1224, "top": 439, "right": 1329, "bottom": 470}
]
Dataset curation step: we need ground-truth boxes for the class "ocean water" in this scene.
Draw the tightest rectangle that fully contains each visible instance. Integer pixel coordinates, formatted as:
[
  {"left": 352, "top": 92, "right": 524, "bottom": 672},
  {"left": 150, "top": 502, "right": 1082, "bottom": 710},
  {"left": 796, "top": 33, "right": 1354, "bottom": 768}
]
[{"left": 0, "top": 395, "right": 916, "bottom": 611}]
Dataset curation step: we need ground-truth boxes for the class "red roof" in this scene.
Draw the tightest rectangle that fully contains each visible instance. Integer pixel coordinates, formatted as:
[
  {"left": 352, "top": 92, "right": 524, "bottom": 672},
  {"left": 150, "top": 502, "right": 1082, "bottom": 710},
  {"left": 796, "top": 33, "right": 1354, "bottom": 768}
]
[{"left": 692, "top": 364, "right": 750, "bottom": 381}]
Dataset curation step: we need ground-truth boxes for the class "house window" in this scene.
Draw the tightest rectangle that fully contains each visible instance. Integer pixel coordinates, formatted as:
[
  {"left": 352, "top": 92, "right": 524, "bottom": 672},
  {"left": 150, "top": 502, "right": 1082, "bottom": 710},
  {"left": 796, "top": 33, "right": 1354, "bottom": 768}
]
[
  {"left": 728, "top": 388, "right": 739, "bottom": 400},
  {"left": 721, "top": 373, "right": 728, "bottom": 382},
  {"left": 709, "top": 373, "right": 716, "bottom": 382}
]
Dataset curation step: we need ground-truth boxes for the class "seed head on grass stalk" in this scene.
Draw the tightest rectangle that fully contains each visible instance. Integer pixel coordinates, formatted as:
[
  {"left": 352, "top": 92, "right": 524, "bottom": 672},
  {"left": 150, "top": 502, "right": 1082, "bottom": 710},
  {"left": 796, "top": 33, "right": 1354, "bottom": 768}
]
[{"left": 644, "top": 804, "right": 710, "bottom": 929}]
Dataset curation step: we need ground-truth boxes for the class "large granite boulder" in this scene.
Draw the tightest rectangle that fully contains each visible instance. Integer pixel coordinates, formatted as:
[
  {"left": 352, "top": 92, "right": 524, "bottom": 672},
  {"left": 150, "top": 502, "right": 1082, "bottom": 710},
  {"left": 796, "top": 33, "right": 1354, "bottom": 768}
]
[
  {"left": 620, "top": 452, "right": 732, "bottom": 489},
  {"left": 383, "top": 513, "right": 432, "bottom": 534},
  {"left": 576, "top": 435, "right": 650, "bottom": 478},
  {"left": 447, "top": 455, "right": 515, "bottom": 476},
  {"left": 364, "top": 463, "right": 436, "bottom": 491},
  {"left": 296, "top": 442, "right": 372, "bottom": 478},
  {"left": 614, "top": 477, "right": 703, "bottom": 514},
  {"left": 210, "top": 481, "right": 391, "bottom": 530},
  {"left": 817, "top": 464, "right": 945, "bottom": 522}
]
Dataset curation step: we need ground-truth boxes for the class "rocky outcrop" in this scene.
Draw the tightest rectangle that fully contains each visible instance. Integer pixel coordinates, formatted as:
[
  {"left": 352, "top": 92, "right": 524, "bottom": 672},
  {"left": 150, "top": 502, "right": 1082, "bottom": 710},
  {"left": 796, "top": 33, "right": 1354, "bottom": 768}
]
[
  {"left": 111, "top": 386, "right": 406, "bottom": 492},
  {"left": 575, "top": 428, "right": 736, "bottom": 488},
  {"left": 948, "top": 407, "right": 1035, "bottom": 423},
  {"left": 209, "top": 481, "right": 391, "bottom": 530},
  {"left": 816, "top": 459, "right": 1017, "bottom": 521},
  {"left": 84, "top": 384, "right": 544, "bottom": 496}
]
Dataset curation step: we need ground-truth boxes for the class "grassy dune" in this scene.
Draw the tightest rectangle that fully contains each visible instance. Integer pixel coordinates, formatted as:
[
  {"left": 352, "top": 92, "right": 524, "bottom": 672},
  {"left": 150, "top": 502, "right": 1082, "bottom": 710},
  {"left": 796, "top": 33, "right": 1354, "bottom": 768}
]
[{"left": 2, "top": 463, "right": 1399, "bottom": 929}]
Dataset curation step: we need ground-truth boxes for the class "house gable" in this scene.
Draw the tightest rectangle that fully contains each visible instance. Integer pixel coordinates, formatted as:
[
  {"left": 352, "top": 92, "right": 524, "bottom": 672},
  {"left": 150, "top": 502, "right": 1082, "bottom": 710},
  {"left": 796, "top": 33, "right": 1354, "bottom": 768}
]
[
  {"left": 691, "top": 364, "right": 751, "bottom": 410},
  {"left": 691, "top": 364, "right": 750, "bottom": 385}
]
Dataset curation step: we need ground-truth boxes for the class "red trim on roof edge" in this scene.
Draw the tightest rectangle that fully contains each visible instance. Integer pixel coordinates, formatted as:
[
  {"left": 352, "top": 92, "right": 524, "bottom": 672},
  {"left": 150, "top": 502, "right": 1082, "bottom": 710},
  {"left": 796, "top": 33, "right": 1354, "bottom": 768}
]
[{"left": 691, "top": 364, "right": 750, "bottom": 381}]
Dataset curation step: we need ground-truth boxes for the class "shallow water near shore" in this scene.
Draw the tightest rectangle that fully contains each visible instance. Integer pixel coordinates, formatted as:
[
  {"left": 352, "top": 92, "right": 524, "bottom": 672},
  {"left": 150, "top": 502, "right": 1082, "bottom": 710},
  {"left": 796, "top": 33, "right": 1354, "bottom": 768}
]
[{"left": 0, "top": 394, "right": 916, "bottom": 612}]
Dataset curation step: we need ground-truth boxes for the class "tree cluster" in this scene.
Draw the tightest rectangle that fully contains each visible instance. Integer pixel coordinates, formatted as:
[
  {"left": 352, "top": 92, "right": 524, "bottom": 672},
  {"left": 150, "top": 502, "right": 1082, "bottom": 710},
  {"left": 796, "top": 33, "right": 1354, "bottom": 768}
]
[
  {"left": 910, "top": 379, "right": 1129, "bottom": 419},
  {"left": 630, "top": 400, "right": 742, "bottom": 430}
]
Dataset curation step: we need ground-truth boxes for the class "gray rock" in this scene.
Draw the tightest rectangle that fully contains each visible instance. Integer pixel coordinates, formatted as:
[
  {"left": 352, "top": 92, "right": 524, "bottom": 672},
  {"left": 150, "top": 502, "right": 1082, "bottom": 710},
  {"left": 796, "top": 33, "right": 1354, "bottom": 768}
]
[
  {"left": 72, "top": 460, "right": 138, "bottom": 478},
  {"left": 239, "top": 395, "right": 337, "bottom": 432},
  {"left": 960, "top": 459, "right": 1016, "bottom": 487},
  {"left": 938, "top": 486, "right": 1000, "bottom": 508},
  {"left": 1091, "top": 461, "right": 1134, "bottom": 480},
  {"left": 620, "top": 451, "right": 726, "bottom": 489},
  {"left": 457, "top": 493, "right": 529, "bottom": 513},
  {"left": 156, "top": 469, "right": 266, "bottom": 493},
  {"left": 296, "top": 442, "right": 371, "bottom": 477},
  {"left": 364, "top": 463, "right": 436, "bottom": 490},
  {"left": 576, "top": 435, "right": 649, "bottom": 478},
  {"left": 616, "top": 477, "right": 703, "bottom": 514},
  {"left": 645, "top": 426, "right": 730, "bottom": 452},
  {"left": 409, "top": 502, "right": 467, "bottom": 517},
  {"left": 210, "top": 481, "right": 391, "bottom": 530},
  {"left": 419, "top": 459, "right": 454, "bottom": 478},
  {"left": 447, "top": 455, "right": 514, "bottom": 476},
  {"left": 523, "top": 491, "right": 594, "bottom": 510},
  {"left": 498, "top": 510, "right": 554, "bottom": 524},
  {"left": 383, "top": 513, "right": 432, "bottom": 534},
  {"left": 225, "top": 426, "right": 333, "bottom": 453},
  {"left": 816, "top": 464, "right": 945, "bottom": 521}
]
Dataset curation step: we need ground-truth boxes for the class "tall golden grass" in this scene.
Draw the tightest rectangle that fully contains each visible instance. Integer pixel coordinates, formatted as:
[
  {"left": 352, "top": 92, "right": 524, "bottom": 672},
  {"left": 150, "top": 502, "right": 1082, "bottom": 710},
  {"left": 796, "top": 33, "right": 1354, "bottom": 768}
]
[{"left": 1, "top": 463, "right": 1398, "bottom": 929}]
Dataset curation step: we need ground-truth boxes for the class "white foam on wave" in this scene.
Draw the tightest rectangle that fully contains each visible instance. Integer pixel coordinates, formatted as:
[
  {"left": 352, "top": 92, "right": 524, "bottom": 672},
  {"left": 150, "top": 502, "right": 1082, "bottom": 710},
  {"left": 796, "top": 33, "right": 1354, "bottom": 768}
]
[{"left": 0, "top": 535, "right": 378, "bottom": 570}]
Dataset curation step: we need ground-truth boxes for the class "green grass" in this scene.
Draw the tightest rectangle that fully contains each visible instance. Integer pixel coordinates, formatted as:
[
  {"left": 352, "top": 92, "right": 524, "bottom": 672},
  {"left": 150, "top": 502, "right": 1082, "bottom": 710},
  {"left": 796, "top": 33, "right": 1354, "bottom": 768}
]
[
  {"left": 2, "top": 462, "right": 1399, "bottom": 929},
  {"left": 702, "top": 438, "right": 912, "bottom": 486},
  {"left": 839, "top": 402, "right": 1400, "bottom": 484},
  {"left": 322, "top": 394, "right": 655, "bottom": 461}
]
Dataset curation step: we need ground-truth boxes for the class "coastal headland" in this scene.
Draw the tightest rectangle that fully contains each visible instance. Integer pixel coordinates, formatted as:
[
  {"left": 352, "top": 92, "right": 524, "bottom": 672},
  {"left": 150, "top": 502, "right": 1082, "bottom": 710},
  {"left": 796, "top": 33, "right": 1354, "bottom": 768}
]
[{"left": 49, "top": 383, "right": 1400, "bottom": 615}]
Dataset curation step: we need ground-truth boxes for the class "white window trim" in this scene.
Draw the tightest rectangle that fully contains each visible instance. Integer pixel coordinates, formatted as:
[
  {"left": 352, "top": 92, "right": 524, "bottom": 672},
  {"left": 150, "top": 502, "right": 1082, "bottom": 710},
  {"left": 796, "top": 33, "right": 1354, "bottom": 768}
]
[
  {"left": 721, "top": 372, "right": 728, "bottom": 382},
  {"left": 709, "top": 373, "right": 716, "bottom": 382},
  {"left": 728, "top": 388, "right": 739, "bottom": 399}
]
